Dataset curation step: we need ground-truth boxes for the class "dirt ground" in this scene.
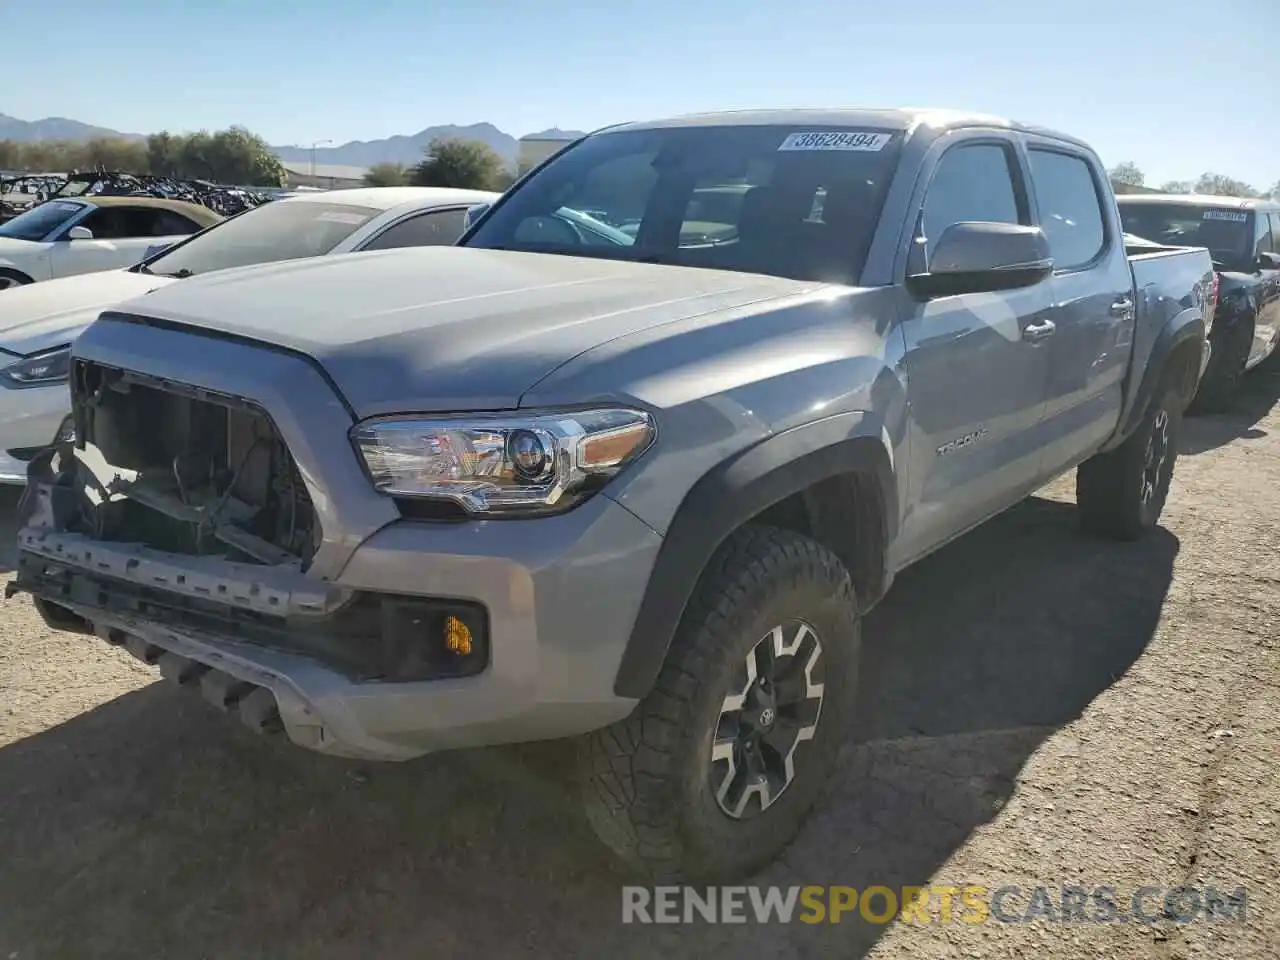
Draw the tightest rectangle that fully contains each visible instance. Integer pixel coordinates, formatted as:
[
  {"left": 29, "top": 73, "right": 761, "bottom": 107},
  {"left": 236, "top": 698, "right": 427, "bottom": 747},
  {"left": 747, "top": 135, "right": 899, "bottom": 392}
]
[{"left": 1, "top": 370, "right": 1277, "bottom": 960}]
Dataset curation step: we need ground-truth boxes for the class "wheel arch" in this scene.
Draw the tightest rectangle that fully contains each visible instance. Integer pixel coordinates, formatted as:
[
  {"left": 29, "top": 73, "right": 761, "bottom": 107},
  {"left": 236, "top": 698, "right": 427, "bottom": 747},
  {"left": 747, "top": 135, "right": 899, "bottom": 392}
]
[
  {"left": 612, "top": 412, "right": 897, "bottom": 699},
  {"left": 0, "top": 266, "right": 35, "bottom": 288},
  {"left": 1103, "top": 307, "right": 1205, "bottom": 452}
]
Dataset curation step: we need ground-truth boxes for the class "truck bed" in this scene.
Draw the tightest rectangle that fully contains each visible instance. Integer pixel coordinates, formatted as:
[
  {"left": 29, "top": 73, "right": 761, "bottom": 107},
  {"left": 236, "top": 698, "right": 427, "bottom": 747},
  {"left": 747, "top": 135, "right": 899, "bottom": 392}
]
[{"left": 1126, "top": 244, "right": 1216, "bottom": 407}]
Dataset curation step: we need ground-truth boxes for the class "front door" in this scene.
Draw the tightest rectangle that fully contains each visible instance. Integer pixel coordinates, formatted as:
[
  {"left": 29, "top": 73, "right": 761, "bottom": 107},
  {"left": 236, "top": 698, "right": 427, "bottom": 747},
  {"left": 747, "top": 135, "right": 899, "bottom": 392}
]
[
  {"left": 895, "top": 136, "right": 1055, "bottom": 566},
  {"left": 1251, "top": 213, "right": 1280, "bottom": 366}
]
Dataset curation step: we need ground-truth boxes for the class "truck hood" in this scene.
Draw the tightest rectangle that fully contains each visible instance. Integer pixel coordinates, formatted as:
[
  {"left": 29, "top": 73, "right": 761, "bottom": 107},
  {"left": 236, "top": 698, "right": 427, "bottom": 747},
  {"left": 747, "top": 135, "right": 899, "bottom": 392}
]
[
  {"left": 0, "top": 269, "right": 172, "bottom": 356},
  {"left": 110, "top": 246, "right": 820, "bottom": 415}
]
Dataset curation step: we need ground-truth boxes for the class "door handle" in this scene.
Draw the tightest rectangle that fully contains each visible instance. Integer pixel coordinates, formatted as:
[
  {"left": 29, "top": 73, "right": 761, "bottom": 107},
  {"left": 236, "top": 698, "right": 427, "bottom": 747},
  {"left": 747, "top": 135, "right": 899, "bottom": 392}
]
[
  {"left": 1109, "top": 298, "right": 1134, "bottom": 317},
  {"left": 1022, "top": 319, "right": 1056, "bottom": 342}
]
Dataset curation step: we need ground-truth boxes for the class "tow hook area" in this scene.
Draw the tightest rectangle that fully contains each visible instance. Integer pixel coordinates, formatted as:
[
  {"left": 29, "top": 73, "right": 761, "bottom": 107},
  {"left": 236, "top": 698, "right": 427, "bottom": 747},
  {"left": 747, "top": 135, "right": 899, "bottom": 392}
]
[{"left": 99, "top": 622, "right": 285, "bottom": 737}]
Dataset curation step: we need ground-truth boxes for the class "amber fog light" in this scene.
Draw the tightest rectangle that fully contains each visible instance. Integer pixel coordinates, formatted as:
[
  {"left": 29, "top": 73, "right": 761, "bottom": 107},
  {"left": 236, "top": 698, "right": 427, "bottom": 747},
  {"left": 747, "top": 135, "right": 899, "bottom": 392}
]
[{"left": 379, "top": 598, "right": 489, "bottom": 681}]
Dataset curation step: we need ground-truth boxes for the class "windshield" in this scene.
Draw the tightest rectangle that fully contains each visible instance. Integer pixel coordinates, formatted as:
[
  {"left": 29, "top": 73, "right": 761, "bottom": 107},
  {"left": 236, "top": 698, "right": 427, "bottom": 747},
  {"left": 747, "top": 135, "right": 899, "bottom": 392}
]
[
  {"left": 142, "top": 200, "right": 382, "bottom": 277},
  {"left": 1117, "top": 202, "right": 1253, "bottom": 269},
  {"left": 0, "top": 200, "right": 85, "bottom": 241},
  {"left": 464, "top": 124, "right": 903, "bottom": 284}
]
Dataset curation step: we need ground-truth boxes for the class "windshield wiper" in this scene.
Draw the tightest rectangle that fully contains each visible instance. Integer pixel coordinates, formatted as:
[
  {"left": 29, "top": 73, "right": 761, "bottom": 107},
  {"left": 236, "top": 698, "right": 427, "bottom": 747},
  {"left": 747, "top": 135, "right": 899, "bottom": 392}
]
[{"left": 154, "top": 268, "right": 195, "bottom": 279}]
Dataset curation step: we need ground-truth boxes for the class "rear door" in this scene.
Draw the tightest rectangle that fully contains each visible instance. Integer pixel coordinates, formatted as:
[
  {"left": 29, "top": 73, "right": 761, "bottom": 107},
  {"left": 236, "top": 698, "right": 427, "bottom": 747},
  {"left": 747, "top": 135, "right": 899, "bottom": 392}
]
[
  {"left": 895, "top": 133, "right": 1055, "bottom": 564},
  {"left": 1024, "top": 141, "right": 1134, "bottom": 475}
]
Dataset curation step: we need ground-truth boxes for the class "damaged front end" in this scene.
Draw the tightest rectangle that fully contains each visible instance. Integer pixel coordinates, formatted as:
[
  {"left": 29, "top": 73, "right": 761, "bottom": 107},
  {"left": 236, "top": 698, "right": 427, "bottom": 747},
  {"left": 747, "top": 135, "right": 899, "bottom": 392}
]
[{"left": 9, "top": 358, "right": 490, "bottom": 715}]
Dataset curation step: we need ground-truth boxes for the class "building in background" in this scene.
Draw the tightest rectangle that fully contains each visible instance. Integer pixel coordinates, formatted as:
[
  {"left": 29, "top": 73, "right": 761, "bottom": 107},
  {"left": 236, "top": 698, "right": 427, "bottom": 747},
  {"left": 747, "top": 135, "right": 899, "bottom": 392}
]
[
  {"left": 517, "top": 134, "right": 577, "bottom": 175},
  {"left": 281, "top": 161, "right": 368, "bottom": 190}
]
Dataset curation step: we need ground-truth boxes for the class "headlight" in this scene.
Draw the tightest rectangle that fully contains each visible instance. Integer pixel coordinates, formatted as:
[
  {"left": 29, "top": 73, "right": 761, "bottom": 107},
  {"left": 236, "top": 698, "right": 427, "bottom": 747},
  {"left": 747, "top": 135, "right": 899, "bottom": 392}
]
[
  {"left": 0, "top": 346, "right": 71, "bottom": 388},
  {"left": 351, "top": 407, "right": 655, "bottom": 516}
]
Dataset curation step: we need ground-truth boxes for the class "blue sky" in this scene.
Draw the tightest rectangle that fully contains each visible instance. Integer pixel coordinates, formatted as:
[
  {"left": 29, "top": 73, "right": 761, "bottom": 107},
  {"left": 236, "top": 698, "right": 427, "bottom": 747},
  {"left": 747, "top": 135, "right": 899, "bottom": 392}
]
[{"left": 6, "top": 0, "right": 1274, "bottom": 190}]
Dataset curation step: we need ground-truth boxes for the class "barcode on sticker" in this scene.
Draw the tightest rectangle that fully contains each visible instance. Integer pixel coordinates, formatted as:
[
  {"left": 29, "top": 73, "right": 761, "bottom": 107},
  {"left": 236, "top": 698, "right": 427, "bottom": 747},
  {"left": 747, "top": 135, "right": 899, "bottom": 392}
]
[
  {"left": 1203, "top": 210, "right": 1248, "bottom": 222},
  {"left": 777, "top": 131, "right": 892, "bottom": 152},
  {"left": 315, "top": 211, "right": 368, "bottom": 225}
]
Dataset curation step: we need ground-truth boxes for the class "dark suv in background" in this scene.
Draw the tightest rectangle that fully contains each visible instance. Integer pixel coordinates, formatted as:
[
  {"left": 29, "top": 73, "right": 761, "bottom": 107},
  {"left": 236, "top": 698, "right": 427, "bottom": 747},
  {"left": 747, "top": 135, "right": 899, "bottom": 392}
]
[{"left": 1118, "top": 194, "right": 1280, "bottom": 410}]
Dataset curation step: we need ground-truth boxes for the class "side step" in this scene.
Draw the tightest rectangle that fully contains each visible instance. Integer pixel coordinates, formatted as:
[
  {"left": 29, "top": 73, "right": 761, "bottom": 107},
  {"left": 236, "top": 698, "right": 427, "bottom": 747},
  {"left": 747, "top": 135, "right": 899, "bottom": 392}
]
[{"left": 107, "top": 629, "right": 284, "bottom": 735}]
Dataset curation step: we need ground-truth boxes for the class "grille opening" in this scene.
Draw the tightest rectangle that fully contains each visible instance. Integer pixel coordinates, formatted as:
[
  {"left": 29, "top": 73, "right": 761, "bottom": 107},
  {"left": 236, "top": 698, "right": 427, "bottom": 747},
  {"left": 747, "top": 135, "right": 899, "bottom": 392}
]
[{"left": 67, "top": 360, "right": 320, "bottom": 568}]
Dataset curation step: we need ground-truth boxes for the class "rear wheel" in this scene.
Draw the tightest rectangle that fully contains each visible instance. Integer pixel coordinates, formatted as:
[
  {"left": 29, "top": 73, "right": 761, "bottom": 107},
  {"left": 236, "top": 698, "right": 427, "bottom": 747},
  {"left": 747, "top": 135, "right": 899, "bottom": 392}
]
[
  {"left": 579, "top": 525, "right": 860, "bottom": 882},
  {"left": 0, "top": 269, "right": 33, "bottom": 292},
  {"left": 1190, "top": 320, "right": 1252, "bottom": 414},
  {"left": 1076, "top": 384, "right": 1183, "bottom": 540}
]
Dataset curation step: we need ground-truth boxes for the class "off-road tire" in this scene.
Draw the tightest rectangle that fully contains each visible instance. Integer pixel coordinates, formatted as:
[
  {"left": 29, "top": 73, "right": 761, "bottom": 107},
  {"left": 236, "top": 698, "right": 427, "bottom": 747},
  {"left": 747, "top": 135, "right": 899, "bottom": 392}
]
[
  {"left": 579, "top": 524, "right": 860, "bottom": 883},
  {"left": 1190, "top": 320, "right": 1252, "bottom": 414},
  {"left": 1076, "top": 385, "right": 1183, "bottom": 540},
  {"left": 0, "top": 269, "right": 33, "bottom": 292}
]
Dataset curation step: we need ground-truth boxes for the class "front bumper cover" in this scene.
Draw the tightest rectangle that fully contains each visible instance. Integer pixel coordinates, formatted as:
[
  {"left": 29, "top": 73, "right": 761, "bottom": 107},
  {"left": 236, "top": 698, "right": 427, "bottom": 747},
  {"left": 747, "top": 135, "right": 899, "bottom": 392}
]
[{"left": 11, "top": 450, "right": 661, "bottom": 761}]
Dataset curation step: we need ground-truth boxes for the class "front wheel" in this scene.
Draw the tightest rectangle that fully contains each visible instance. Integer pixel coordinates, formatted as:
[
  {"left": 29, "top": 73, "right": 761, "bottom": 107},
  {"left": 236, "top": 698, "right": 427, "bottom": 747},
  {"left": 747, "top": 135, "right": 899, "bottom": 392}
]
[
  {"left": 579, "top": 525, "right": 861, "bottom": 882},
  {"left": 0, "top": 269, "right": 33, "bottom": 292},
  {"left": 1190, "top": 320, "right": 1252, "bottom": 414},
  {"left": 1076, "top": 386, "right": 1183, "bottom": 540}
]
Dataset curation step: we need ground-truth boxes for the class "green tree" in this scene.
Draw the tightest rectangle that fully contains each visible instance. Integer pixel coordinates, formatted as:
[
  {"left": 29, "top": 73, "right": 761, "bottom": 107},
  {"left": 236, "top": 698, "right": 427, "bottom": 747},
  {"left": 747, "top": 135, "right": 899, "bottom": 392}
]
[
  {"left": 0, "top": 140, "right": 23, "bottom": 170},
  {"left": 83, "top": 136, "right": 147, "bottom": 172},
  {"left": 364, "top": 162, "right": 408, "bottom": 187},
  {"left": 1269, "top": 180, "right": 1280, "bottom": 200},
  {"left": 1193, "top": 172, "right": 1257, "bottom": 198},
  {"left": 1108, "top": 161, "right": 1144, "bottom": 187},
  {"left": 2, "top": 125, "right": 286, "bottom": 185},
  {"left": 1158, "top": 180, "right": 1193, "bottom": 194},
  {"left": 146, "top": 132, "right": 180, "bottom": 177},
  {"left": 411, "top": 137, "right": 505, "bottom": 190}
]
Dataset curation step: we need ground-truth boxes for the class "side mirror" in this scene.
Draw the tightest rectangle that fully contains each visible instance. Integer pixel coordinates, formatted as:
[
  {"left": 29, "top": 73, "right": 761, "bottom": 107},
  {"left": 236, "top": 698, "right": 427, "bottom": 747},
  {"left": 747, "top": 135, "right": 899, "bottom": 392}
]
[
  {"left": 462, "top": 203, "right": 491, "bottom": 231},
  {"left": 1257, "top": 251, "right": 1280, "bottom": 271},
  {"left": 66, "top": 225, "right": 94, "bottom": 241},
  {"left": 906, "top": 222, "right": 1053, "bottom": 300}
]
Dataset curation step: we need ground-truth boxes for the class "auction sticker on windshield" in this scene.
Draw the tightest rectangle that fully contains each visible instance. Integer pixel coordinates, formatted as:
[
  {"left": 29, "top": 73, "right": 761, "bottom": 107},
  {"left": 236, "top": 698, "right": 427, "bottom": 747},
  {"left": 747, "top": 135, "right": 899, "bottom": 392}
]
[
  {"left": 777, "top": 131, "right": 892, "bottom": 152},
  {"left": 1202, "top": 210, "right": 1249, "bottom": 222}
]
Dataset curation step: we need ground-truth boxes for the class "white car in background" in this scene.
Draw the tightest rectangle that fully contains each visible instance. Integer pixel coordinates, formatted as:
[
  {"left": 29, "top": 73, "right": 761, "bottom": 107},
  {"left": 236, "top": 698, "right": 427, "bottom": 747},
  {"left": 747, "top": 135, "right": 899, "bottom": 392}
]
[
  {"left": 0, "top": 196, "right": 223, "bottom": 290},
  {"left": 0, "top": 185, "right": 498, "bottom": 482}
]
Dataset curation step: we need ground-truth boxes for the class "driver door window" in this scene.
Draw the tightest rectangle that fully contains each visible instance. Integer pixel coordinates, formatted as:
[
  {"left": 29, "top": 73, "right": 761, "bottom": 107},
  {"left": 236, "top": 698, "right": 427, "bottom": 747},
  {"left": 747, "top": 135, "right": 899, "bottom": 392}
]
[
  {"left": 918, "top": 143, "right": 1023, "bottom": 269},
  {"left": 68, "top": 207, "right": 134, "bottom": 240},
  {"left": 362, "top": 208, "right": 468, "bottom": 250},
  {"left": 1253, "top": 212, "right": 1274, "bottom": 258}
]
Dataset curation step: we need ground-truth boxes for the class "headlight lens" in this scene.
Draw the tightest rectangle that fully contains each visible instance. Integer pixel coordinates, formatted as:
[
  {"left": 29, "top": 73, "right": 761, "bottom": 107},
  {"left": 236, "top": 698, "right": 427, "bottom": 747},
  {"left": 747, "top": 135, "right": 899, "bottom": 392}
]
[
  {"left": 351, "top": 407, "right": 655, "bottom": 516},
  {"left": 0, "top": 346, "right": 71, "bottom": 387}
]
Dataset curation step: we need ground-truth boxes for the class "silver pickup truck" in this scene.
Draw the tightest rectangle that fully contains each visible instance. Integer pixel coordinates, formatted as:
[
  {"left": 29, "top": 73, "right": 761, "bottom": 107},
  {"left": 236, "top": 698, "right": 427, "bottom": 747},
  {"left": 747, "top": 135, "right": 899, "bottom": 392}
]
[{"left": 10, "top": 108, "right": 1215, "bottom": 883}]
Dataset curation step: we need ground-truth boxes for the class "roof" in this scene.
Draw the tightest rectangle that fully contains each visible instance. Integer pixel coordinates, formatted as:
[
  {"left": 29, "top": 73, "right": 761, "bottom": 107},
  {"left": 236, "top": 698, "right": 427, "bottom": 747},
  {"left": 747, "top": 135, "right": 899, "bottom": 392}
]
[
  {"left": 1115, "top": 193, "right": 1279, "bottom": 210},
  {"left": 85, "top": 195, "right": 224, "bottom": 226},
  {"left": 280, "top": 161, "right": 371, "bottom": 180},
  {"left": 280, "top": 186, "right": 498, "bottom": 212},
  {"left": 604, "top": 107, "right": 1092, "bottom": 151}
]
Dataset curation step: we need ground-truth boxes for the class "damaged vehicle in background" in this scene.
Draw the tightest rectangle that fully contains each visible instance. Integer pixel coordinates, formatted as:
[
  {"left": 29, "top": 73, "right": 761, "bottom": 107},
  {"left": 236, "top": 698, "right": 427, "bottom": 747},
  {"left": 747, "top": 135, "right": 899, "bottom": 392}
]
[
  {"left": 0, "top": 196, "right": 222, "bottom": 290},
  {"left": 10, "top": 108, "right": 1213, "bottom": 883},
  {"left": 1118, "top": 193, "right": 1279, "bottom": 411},
  {"left": 0, "top": 186, "right": 498, "bottom": 484}
]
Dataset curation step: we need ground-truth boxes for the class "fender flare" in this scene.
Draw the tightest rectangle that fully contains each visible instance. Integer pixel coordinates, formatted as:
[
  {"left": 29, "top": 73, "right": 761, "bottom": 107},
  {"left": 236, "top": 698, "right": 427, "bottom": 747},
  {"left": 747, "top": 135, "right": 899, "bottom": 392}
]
[
  {"left": 612, "top": 412, "right": 897, "bottom": 699},
  {"left": 1103, "top": 308, "right": 1205, "bottom": 451}
]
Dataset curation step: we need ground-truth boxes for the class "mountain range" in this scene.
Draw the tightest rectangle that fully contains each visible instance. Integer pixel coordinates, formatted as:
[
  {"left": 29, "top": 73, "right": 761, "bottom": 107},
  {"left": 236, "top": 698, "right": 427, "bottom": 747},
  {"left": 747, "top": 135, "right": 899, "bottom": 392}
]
[{"left": 0, "top": 112, "right": 587, "bottom": 170}]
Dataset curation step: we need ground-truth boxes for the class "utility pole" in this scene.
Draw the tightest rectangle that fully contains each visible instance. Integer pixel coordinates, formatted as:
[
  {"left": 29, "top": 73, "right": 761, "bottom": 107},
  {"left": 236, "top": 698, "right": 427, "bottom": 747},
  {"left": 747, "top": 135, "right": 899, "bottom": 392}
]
[{"left": 310, "top": 139, "right": 333, "bottom": 177}]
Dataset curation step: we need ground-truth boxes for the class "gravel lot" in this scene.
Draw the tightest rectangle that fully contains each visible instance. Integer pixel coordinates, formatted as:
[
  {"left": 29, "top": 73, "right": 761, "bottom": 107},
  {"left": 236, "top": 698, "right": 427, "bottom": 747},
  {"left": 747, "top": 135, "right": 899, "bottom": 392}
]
[{"left": 1, "top": 370, "right": 1277, "bottom": 960}]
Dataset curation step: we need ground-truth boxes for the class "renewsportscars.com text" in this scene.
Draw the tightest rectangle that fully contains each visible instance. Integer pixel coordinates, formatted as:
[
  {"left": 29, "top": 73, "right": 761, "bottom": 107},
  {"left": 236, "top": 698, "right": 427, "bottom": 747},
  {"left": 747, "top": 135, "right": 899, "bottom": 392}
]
[{"left": 621, "top": 884, "right": 1248, "bottom": 925}]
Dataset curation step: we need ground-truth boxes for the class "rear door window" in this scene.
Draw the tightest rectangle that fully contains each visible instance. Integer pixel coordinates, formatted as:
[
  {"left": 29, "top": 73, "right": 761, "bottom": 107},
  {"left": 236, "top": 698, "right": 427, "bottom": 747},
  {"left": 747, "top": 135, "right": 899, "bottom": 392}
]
[{"left": 1027, "top": 149, "right": 1108, "bottom": 270}]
